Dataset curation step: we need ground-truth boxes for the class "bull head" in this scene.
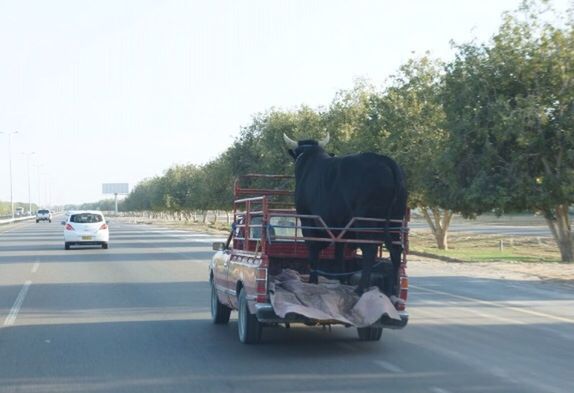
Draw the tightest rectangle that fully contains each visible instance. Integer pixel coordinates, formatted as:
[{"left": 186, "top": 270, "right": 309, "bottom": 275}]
[
  {"left": 283, "top": 133, "right": 330, "bottom": 148},
  {"left": 283, "top": 134, "right": 298, "bottom": 149}
]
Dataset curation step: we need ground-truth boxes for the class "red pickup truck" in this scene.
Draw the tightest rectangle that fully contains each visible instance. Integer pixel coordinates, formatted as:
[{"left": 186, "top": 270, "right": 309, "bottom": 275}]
[{"left": 209, "top": 175, "right": 409, "bottom": 344}]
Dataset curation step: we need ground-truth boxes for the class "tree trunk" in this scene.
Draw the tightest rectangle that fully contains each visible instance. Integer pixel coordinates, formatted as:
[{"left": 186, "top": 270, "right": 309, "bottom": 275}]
[
  {"left": 212, "top": 210, "right": 218, "bottom": 224},
  {"left": 226, "top": 211, "right": 230, "bottom": 224},
  {"left": 544, "top": 205, "right": 573, "bottom": 262},
  {"left": 422, "top": 207, "right": 453, "bottom": 250},
  {"left": 202, "top": 211, "right": 207, "bottom": 224}
]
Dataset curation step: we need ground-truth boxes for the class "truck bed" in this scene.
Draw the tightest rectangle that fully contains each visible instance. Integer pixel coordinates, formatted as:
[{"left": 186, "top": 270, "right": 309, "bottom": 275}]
[{"left": 265, "top": 269, "right": 405, "bottom": 328}]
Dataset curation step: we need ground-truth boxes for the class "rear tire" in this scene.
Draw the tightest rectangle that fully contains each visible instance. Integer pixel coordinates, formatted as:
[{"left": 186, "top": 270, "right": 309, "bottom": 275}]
[
  {"left": 36, "top": 220, "right": 39, "bottom": 223},
  {"left": 64, "top": 242, "right": 70, "bottom": 250},
  {"left": 357, "top": 326, "right": 383, "bottom": 341},
  {"left": 238, "top": 288, "right": 262, "bottom": 344},
  {"left": 211, "top": 280, "right": 231, "bottom": 324},
  {"left": 102, "top": 242, "right": 109, "bottom": 249}
]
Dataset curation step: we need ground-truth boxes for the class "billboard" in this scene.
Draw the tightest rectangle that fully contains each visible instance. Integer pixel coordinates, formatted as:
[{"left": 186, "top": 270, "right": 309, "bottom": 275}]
[{"left": 102, "top": 183, "right": 129, "bottom": 195}]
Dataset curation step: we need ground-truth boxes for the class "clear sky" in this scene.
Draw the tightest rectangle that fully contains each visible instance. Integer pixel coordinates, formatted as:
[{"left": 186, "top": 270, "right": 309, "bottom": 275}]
[{"left": 0, "top": 0, "right": 570, "bottom": 206}]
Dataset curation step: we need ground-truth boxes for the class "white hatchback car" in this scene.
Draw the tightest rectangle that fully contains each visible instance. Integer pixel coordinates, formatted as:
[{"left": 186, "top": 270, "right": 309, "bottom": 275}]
[{"left": 63, "top": 211, "right": 109, "bottom": 250}]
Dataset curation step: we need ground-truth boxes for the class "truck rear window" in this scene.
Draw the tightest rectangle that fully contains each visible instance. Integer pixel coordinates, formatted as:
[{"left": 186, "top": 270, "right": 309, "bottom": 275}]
[
  {"left": 70, "top": 213, "right": 103, "bottom": 223},
  {"left": 38, "top": 210, "right": 49, "bottom": 214}
]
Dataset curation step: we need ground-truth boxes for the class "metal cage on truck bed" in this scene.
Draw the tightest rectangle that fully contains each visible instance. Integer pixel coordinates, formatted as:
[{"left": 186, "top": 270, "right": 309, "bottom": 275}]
[
  {"left": 230, "top": 174, "right": 410, "bottom": 303},
  {"left": 232, "top": 175, "right": 409, "bottom": 252}
]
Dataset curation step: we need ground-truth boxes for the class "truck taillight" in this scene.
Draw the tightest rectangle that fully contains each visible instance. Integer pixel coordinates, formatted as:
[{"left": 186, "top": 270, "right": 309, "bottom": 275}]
[
  {"left": 397, "top": 276, "right": 408, "bottom": 311},
  {"left": 256, "top": 268, "right": 268, "bottom": 303},
  {"left": 99, "top": 223, "right": 108, "bottom": 230},
  {"left": 65, "top": 224, "right": 74, "bottom": 231}
]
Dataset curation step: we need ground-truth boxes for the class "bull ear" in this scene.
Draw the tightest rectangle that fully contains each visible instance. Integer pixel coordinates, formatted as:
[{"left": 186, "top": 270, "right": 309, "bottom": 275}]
[
  {"left": 318, "top": 133, "right": 330, "bottom": 147},
  {"left": 283, "top": 133, "right": 298, "bottom": 149}
]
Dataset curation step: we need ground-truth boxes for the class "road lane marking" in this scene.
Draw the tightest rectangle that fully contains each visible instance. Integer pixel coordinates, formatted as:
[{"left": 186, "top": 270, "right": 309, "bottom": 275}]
[
  {"left": 31, "top": 262, "right": 40, "bottom": 273},
  {"left": 411, "top": 284, "right": 574, "bottom": 323},
  {"left": 373, "top": 360, "right": 404, "bottom": 373},
  {"left": 430, "top": 388, "right": 451, "bottom": 393},
  {"left": 3, "top": 280, "right": 32, "bottom": 327},
  {"left": 0, "top": 221, "right": 34, "bottom": 234}
]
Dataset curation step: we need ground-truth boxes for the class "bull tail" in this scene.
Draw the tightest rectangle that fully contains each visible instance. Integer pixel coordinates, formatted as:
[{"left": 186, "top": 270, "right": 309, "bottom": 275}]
[{"left": 383, "top": 159, "right": 405, "bottom": 245}]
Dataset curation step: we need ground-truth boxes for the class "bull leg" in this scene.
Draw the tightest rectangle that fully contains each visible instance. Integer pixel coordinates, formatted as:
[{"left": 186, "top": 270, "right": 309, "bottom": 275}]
[
  {"left": 308, "top": 243, "right": 321, "bottom": 284},
  {"left": 334, "top": 243, "right": 346, "bottom": 283},
  {"left": 389, "top": 245, "right": 402, "bottom": 297},
  {"left": 356, "top": 245, "right": 377, "bottom": 296}
]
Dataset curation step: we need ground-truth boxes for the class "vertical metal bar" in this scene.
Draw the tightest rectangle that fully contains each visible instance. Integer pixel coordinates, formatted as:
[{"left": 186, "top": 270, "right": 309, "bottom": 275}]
[
  {"left": 244, "top": 200, "right": 250, "bottom": 251},
  {"left": 261, "top": 196, "right": 268, "bottom": 255}
]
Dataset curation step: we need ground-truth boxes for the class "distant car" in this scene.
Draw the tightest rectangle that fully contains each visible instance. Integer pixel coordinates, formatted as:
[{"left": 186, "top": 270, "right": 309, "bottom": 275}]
[
  {"left": 36, "top": 209, "right": 52, "bottom": 223},
  {"left": 63, "top": 210, "right": 109, "bottom": 250}
]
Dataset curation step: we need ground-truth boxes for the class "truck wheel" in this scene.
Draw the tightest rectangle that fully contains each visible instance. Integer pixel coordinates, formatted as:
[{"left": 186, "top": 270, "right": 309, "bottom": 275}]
[
  {"left": 238, "top": 288, "right": 262, "bottom": 344},
  {"left": 357, "top": 326, "right": 383, "bottom": 341},
  {"left": 211, "top": 281, "right": 231, "bottom": 324},
  {"left": 102, "top": 242, "right": 109, "bottom": 249},
  {"left": 36, "top": 220, "right": 39, "bottom": 223},
  {"left": 64, "top": 242, "right": 70, "bottom": 250}
]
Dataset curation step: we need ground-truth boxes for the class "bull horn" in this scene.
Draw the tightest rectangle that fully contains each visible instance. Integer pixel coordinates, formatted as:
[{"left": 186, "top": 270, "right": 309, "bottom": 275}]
[
  {"left": 318, "top": 133, "right": 330, "bottom": 147},
  {"left": 283, "top": 133, "right": 298, "bottom": 149}
]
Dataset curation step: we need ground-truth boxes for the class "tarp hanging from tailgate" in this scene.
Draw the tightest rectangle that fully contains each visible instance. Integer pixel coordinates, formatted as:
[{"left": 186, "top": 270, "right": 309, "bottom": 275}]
[{"left": 269, "top": 269, "right": 401, "bottom": 328}]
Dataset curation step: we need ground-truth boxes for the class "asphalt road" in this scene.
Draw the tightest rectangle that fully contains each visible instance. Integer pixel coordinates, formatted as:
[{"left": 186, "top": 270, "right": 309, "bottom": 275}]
[{"left": 1, "top": 219, "right": 573, "bottom": 393}]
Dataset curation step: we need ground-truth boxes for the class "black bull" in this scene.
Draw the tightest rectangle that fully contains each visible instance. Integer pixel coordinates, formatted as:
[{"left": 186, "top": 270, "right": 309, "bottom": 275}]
[{"left": 285, "top": 136, "right": 407, "bottom": 296}]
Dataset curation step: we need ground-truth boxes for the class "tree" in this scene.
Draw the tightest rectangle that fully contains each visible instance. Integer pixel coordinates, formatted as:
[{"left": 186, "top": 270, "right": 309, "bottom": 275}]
[
  {"left": 443, "top": 0, "right": 574, "bottom": 261},
  {"left": 372, "top": 57, "right": 455, "bottom": 249},
  {"left": 123, "top": 176, "right": 166, "bottom": 212},
  {"left": 325, "top": 72, "right": 456, "bottom": 249}
]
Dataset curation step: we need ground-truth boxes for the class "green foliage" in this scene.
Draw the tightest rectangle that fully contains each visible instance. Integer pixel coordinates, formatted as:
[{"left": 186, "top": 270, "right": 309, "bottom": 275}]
[
  {"left": 443, "top": 1, "right": 574, "bottom": 215},
  {"left": 0, "top": 201, "right": 38, "bottom": 216}
]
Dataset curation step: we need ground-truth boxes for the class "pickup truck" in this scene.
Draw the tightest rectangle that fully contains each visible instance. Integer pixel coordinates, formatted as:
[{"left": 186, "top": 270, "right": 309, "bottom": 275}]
[
  {"left": 36, "top": 209, "right": 52, "bottom": 223},
  {"left": 209, "top": 175, "right": 409, "bottom": 344}
]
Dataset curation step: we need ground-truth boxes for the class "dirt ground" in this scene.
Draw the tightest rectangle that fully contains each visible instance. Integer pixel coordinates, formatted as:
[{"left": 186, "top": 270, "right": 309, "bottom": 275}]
[{"left": 408, "top": 255, "right": 574, "bottom": 288}]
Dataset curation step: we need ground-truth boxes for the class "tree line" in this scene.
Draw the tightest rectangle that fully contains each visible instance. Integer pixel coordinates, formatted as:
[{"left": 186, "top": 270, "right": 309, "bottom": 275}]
[
  {"left": 107, "top": 1, "right": 573, "bottom": 261},
  {"left": 0, "top": 201, "right": 39, "bottom": 216}
]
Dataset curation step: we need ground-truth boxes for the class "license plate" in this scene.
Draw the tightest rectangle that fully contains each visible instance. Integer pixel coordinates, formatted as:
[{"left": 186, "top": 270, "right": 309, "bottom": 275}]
[{"left": 82, "top": 236, "right": 92, "bottom": 240}]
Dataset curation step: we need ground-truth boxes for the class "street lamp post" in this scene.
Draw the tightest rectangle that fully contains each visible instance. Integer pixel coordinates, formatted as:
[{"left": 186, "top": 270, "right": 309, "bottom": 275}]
[
  {"left": 22, "top": 152, "right": 36, "bottom": 214},
  {"left": 0, "top": 131, "right": 18, "bottom": 219},
  {"left": 34, "top": 163, "right": 42, "bottom": 208}
]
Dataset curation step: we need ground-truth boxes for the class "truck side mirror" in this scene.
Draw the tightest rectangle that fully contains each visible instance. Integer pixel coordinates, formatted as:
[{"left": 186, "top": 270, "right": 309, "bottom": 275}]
[{"left": 212, "top": 242, "right": 226, "bottom": 251}]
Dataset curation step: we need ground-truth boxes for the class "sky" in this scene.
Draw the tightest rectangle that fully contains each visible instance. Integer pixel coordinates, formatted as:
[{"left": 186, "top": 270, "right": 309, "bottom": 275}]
[{"left": 0, "top": 0, "right": 571, "bottom": 206}]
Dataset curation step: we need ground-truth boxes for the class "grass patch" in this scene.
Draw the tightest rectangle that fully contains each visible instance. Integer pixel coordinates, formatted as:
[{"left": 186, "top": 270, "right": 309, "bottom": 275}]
[{"left": 410, "top": 231, "right": 562, "bottom": 263}]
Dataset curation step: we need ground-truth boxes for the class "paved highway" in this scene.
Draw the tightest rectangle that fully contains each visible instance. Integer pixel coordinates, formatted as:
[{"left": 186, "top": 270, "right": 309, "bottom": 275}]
[{"left": 1, "top": 219, "right": 573, "bottom": 393}]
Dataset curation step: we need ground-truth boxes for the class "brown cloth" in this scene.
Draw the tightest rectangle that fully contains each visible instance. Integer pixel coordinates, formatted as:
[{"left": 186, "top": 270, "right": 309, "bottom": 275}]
[{"left": 269, "top": 269, "right": 401, "bottom": 328}]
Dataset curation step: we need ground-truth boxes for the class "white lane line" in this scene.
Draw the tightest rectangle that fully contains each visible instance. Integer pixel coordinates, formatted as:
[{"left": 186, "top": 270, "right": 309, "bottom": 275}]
[
  {"left": 373, "top": 360, "right": 404, "bottom": 373},
  {"left": 430, "top": 388, "right": 451, "bottom": 393},
  {"left": 31, "top": 262, "right": 40, "bottom": 273},
  {"left": 3, "top": 280, "right": 32, "bottom": 327},
  {"left": 0, "top": 221, "right": 34, "bottom": 234},
  {"left": 411, "top": 284, "right": 574, "bottom": 323},
  {"left": 144, "top": 229, "right": 226, "bottom": 242}
]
